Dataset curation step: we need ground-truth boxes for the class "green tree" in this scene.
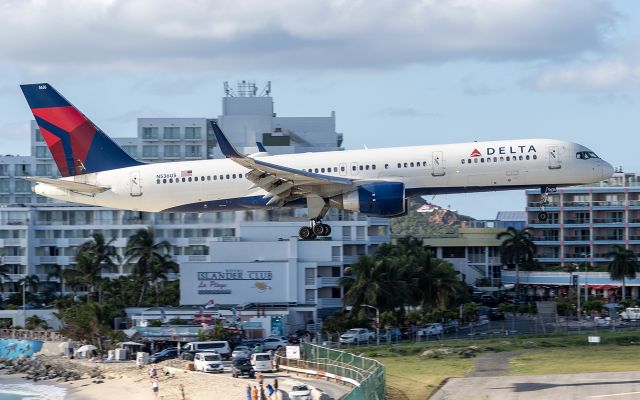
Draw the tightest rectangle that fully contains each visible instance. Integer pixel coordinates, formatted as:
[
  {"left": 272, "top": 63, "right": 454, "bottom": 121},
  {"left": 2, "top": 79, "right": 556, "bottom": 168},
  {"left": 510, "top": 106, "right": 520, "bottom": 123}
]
[
  {"left": 18, "top": 274, "right": 40, "bottom": 294},
  {"left": 124, "top": 228, "right": 175, "bottom": 306},
  {"left": 148, "top": 255, "right": 179, "bottom": 306},
  {"left": 497, "top": 227, "right": 536, "bottom": 298},
  {"left": 77, "top": 233, "right": 120, "bottom": 303},
  {"left": 56, "top": 302, "right": 120, "bottom": 350},
  {"left": 338, "top": 255, "right": 382, "bottom": 317},
  {"left": 607, "top": 245, "right": 639, "bottom": 300},
  {"left": 25, "top": 315, "right": 49, "bottom": 330},
  {"left": 0, "top": 263, "right": 12, "bottom": 293}
]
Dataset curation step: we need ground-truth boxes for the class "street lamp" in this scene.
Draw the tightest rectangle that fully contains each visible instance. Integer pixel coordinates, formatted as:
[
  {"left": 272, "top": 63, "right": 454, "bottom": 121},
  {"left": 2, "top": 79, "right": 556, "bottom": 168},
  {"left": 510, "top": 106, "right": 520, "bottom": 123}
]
[
  {"left": 360, "top": 304, "right": 380, "bottom": 347},
  {"left": 582, "top": 252, "right": 589, "bottom": 304}
]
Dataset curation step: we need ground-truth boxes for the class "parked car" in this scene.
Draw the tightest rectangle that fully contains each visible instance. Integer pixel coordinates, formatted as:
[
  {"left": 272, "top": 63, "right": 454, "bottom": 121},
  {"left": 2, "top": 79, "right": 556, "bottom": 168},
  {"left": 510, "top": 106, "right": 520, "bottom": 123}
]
[
  {"left": 193, "top": 352, "right": 224, "bottom": 373},
  {"left": 339, "top": 328, "right": 375, "bottom": 344},
  {"left": 232, "top": 345, "right": 252, "bottom": 359},
  {"left": 251, "top": 352, "right": 274, "bottom": 372},
  {"left": 289, "top": 384, "right": 312, "bottom": 400},
  {"left": 620, "top": 307, "right": 640, "bottom": 321},
  {"left": 377, "top": 328, "right": 401, "bottom": 342},
  {"left": 261, "top": 336, "right": 289, "bottom": 351},
  {"left": 241, "top": 340, "right": 264, "bottom": 350},
  {"left": 488, "top": 308, "right": 505, "bottom": 321},
  {"left": 231, "top": 356, "right": 255, "bottom": 378},
  {"left": 182, "top": 341, "right": 231, "bottom": 360},
  {"left": 149, "top": 348, "right": 178, "bottom": 364},
  {"left": 443, "top": 320, "right": 459, "bottom": 333},
  {"left": 416, "top": 323, "right": 443, "bottom": 338}
]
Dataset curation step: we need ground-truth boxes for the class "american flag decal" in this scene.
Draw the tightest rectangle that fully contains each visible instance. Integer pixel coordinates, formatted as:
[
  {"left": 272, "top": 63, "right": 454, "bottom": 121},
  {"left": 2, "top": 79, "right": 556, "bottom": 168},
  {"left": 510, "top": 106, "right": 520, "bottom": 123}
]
[{"left": 181, "top": 170, "right": 192, "bottom": 177}]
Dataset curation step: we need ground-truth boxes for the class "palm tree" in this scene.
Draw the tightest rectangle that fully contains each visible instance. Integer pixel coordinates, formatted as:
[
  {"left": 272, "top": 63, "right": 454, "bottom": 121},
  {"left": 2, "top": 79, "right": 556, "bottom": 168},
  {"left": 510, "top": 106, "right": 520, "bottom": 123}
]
[
  {"left": 124, "top": 229, "right": 173, "bottom": 306},
  {"left": 338, "top": 255, "right": 382, "bottom": 317},
  {"left": 77, "top": 233, "right": 120, "bottom": 303},
  {"left": 148, "top": 255, "right": 179, "bottom": 306},
  {"left": 0, "top": 263, "right": 12, "bottom": 293},
  {"left": 497, "top": 227, "right": 536, "bottom": 299},
  {"left": 607, "top": 245, "right": 639, "bottom": 300},
  {"left": 18, "top": 274, "right": 40, "bottom": 292}
]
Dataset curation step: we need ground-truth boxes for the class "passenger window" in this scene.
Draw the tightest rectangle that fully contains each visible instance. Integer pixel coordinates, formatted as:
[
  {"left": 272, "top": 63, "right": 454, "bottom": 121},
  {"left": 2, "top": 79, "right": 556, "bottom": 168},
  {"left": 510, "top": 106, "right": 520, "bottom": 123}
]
[
  {"left": 365, "top": 165, "right": 370, "bottom": 170},
  {"left": 474, "top": 158, "right": 478, "bottom": 163},
  {"left": 493, "top": 157, "right": 497, "bottom": 162},
  {"left": 385, "top": 164, "right": 389, "bottom": 169},
  {"left": 352, "top": 166, "right": 356, "bottom": 171},
  {"left": 182, "top": 178, "right": 186, "bottom": 182},
  {"left": 341, "top": 166, "right": 345, "bottom": 172},
  {"left": 207, "top": 176, "right": 211, "bottom": 181},
  {"left": 163, "top": 179, "right": 167, "bottom": 184},
  {"left": 315, "top": 168, "right": 319, "bottom": 173},
  {"left": 480, "top": 158, "right": 484, "bottom": 163},
  {"left": 461, "top": 159, "right": 465, "bottom": 164},
  {"left": 226, "top": 174, "right": 230, "bottom": 179},
  {"left": 410, "top": 162, "right": 414, "bottom": 167},
  {"left": 533, "top": 155, "right": 537, "bottom": 160},
  {"left": 397, "top": 163, "right": 401, "bottom": 168},
  {"left": 334, "top": 167, "right": 338, "bottom": 172},
  {"left": 526, "top": 155, "right": 530, "bottom": 160},
  {"left": 213, "top": 176, "right": 217, "bottom": 180},
  {"left": 194, "top": 177, "right": 198, "bottom": 182},
  {"left": 156, "top": 179, "right": 160, "bottom": 184},
  {"left": 320, "top": 168, "right": 325, "bottom": 173},
  {"left": 359, "top": 165, "right": 364, "bottom": 170},
  {"left": 506, "top": 156, "right": 510, "bottom": 161},
  {"left": 467, "top": 159, "right": 471, "bottom": 164},
  {"left": 372, "top": 165, "right": 376, "bottom": 170},
  {"left": 169, "top": 178, "right": 173, "bottom": 183},
  {"left": 404, "top": 163, "right": 408, "bottom": 168},
  {"left": 519, "top": 156, "right": 523, "bottom": 161},
  {"left": 232, "top": 174, "right": 236, "bottom": 179}
]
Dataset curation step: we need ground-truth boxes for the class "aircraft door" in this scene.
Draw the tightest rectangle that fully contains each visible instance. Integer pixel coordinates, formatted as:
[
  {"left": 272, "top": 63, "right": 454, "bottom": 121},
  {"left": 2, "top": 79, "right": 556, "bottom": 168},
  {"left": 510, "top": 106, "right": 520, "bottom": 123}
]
[
  {"left": 339, "top": 163, "right": 347, "bottom": 176},
  {"left": 431, "top": 151, "right": 445, "bottom": 176},
  {"left": 130, "top": 171, "right": 142, "bottom": 196},
  {"left": 548, "top": 146, "right": 561, "bottom": 169},
  {"left": 350, "top": 162, "right": 358, "bottom": 176}
]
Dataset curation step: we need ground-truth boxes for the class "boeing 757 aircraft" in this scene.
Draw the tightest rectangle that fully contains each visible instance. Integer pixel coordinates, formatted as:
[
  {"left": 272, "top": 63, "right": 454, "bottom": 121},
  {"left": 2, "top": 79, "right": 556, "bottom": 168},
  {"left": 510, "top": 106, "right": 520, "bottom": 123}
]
[{"left": 20, "top": 83, "right": 614, "bottom": 239}]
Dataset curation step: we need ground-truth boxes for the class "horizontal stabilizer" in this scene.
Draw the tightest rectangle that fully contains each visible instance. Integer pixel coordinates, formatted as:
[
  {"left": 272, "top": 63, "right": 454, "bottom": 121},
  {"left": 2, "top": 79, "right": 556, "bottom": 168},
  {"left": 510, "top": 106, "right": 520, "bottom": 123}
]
[{"left": 25, "top": 177, "right": 109, "bottom": 194}]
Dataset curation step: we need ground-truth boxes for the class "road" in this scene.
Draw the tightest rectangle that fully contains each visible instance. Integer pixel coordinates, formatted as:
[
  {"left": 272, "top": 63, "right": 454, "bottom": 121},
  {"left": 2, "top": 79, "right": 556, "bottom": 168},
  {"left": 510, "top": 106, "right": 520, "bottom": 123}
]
[{"left": 432, "top": 371, "right": 640, "bottom": 400}]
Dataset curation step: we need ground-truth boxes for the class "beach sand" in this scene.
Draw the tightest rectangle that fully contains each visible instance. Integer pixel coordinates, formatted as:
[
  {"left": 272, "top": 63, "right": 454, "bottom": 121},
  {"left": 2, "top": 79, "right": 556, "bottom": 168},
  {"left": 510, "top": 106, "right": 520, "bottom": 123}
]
[{"left": 62, "top": 359, "right": 250, "bottom": 400}]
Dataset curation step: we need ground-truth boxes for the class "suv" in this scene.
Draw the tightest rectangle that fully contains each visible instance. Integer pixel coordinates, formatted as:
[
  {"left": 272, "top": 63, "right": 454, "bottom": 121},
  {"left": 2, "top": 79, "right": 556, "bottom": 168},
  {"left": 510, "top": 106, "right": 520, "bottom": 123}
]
[
  {"left": 378, "top": 328, "right": 401, "bottom": 342},
  {"left": 193, "top": 352, "right": 224, "bottom": 373},
  {"left": 416, "top": 323, "right": 443, "bottom": 338},
  {"left": 339, "top": 328, "right": 375, "bottom": 345},
  {"left": 182, "top": 341, "right": 231, "bottom": 360},
  {"left": 149, "top": 348, "right": 178, "bottom": 364},
  {"left": 261, "top": 336, "right": 288, "bottom": 351},
  {"left": 231, "top": 356, "right": 255, "bottom": 378}
]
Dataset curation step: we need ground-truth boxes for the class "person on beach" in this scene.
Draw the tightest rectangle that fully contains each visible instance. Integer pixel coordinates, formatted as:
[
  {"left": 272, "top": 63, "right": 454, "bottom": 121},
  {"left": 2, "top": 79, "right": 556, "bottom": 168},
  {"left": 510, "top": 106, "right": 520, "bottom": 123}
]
[
  {"left": 246, "top": 384, "right": 252, "bottom": 400},
  {"left": 151, "top": 377, "right": 159, "bottom": 398},
  {"left": 266, "top": 383, "right": 274, "bottom": 399},
  {"left": 251, "top": 386, "right": 258, "bottom": 400},
  {"left": 148, "top": 365, "right": 157, "bottom": 379}
]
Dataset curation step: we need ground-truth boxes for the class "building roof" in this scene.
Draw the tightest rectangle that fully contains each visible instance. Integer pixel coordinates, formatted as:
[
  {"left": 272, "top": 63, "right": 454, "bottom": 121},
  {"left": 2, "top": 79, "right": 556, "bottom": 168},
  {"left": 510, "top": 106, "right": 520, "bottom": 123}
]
[{"left": 496, "top": 211, "right": 526, "bottom": 221}]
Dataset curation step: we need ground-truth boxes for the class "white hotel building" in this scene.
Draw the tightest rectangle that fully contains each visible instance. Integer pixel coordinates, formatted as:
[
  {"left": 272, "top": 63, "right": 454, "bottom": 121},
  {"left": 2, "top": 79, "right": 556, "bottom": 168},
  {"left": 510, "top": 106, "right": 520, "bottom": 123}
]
[{"left": 0, "top": 82, "right": 389, "bottom": 334}]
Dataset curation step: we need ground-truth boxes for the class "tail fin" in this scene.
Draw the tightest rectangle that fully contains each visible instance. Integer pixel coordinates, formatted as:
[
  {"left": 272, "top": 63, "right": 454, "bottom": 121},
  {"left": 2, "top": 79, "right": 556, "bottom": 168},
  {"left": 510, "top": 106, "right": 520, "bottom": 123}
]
[{"left": 20, "top": 83, "right": 143, "bottom": 177}]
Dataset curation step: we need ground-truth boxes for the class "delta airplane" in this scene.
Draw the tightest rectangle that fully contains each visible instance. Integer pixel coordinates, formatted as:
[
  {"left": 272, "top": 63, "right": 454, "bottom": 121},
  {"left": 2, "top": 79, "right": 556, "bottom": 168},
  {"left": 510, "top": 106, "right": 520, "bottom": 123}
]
[{"left": 21, "top": 83, "right": 614, "bottom": 240}]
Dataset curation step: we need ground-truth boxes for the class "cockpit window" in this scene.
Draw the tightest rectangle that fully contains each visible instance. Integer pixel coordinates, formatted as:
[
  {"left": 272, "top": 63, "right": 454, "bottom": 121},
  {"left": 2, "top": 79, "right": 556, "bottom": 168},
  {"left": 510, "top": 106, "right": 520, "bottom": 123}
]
[{"left": 576, "top": 151, "right": 599, "bottom": 160}]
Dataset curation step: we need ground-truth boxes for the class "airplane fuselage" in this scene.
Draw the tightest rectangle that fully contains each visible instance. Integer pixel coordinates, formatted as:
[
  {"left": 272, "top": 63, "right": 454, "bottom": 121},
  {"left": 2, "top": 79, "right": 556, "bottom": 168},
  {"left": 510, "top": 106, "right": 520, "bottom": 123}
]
[{"left": 35, "top": 138, "right": 613, "bottom": 213}]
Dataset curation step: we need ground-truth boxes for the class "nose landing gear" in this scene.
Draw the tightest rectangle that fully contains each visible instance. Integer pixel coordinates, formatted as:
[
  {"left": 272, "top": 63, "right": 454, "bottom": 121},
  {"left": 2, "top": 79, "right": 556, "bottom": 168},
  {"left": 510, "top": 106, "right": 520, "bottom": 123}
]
[{"left": 537, "top": 186, "right": 556, "bottom": 222}]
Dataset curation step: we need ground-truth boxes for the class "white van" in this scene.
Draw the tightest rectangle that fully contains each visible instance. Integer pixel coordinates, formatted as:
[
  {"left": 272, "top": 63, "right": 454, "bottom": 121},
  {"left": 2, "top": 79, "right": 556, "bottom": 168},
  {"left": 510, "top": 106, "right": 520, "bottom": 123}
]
[
  {"left": 193, "top": 352, "right": 224, "bottom": 373},
  {"left": 251, "top": 352, "right": 274, "bottom": 372},
  {"left": 182, "top": 341, "right": 231, "bottom": 359}
]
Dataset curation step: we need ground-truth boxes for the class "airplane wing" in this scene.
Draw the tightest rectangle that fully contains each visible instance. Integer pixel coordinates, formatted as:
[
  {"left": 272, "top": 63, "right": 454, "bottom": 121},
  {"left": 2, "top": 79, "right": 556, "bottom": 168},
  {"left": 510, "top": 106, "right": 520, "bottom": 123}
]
[
  {"left": 211, "top": 121, "right": 353, "bottom": 206},
  {"left": 24, "top": 177, "right": 110, "bottom": 194}
]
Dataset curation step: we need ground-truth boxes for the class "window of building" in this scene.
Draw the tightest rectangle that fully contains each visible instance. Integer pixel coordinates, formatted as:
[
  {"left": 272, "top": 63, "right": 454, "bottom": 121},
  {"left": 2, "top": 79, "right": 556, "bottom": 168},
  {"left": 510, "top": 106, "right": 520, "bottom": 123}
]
[
  {"left": 163, "top": 127, "right": 180, "bottom": 140},
  {"left": 142, "top": 127, "right": 158, "bottom": 139},
  {"left": 122, "top": 145, "right": 138, "bottom": 158},
  {"left": 185, "top": 145, "right": 202, "bottom": 158},
  {"left": 14, "top": 181, "right": 32, "bottom": 193},
  {"left": 142, "top": 145, "right": 159, "bottom": 158},
  {"left": 185, "top": 126, "right": 202, "bottom": 139},
  {"left": 35, "top": 129, "right": 45, "bottom": 142},
  {"left": 164, "top": 145, "right": 181, "bottom": 158},
  {"left": 442, "top": 247, "right": 465, "bottom": 258},
  {"left": 0, "top": 165, "right": 8, "bottom": 176},
  {"left": 35, "top": 146, "right": 49, "bottom": 158},
  {"left": 35, "top": 164, "right": 52, "bottom": 176}
]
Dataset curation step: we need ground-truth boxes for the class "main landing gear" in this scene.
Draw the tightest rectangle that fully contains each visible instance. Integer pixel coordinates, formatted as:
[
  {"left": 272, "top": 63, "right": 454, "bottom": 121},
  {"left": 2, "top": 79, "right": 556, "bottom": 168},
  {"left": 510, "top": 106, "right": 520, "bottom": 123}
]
[
  {"left": 299, "top": 195, "right": 332, "bottom": 240},
  {"left": 299, "top": 220, "right": 332, "bottom": 240},
  {"left": 537, "top": 186, "right": 556, "bottom": 222}
]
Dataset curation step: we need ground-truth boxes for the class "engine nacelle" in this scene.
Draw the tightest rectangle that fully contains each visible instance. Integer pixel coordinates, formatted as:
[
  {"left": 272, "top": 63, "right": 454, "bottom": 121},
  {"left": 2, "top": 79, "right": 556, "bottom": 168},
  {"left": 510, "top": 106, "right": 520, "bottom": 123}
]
[{"left": 330, "top": 182, "right": 406, "bottom": 217}]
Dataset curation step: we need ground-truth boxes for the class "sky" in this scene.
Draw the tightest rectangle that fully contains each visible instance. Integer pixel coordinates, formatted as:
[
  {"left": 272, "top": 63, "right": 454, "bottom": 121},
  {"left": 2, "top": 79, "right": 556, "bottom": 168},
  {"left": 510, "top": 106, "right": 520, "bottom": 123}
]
[{"left": 1, "top": 0, "right": 639, "bottom": 219}]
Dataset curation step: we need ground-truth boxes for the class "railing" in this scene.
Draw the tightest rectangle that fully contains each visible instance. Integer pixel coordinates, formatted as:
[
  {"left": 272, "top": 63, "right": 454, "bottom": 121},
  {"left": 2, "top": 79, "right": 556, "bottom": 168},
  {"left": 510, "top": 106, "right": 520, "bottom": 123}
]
[
  {"left": 564, "top": 219, "right": 590, "bottom": 224},
  {"left": 318, "top": 277, "right": 340, "bottom": 286},
  {"left": 0, "top": 329, "right": 68, "bottom": 341},
  {"left": 317, "top": 298, "right": 343, "bottom": 308},
  {"left": 593, "top": 219, "right": 624, "bottom": 224},
  {"left": 563, "top": 236, "right": 589, "bottom": 241},
  {"left": 276, "top": 342, "right": 385, "bottom": 400}
]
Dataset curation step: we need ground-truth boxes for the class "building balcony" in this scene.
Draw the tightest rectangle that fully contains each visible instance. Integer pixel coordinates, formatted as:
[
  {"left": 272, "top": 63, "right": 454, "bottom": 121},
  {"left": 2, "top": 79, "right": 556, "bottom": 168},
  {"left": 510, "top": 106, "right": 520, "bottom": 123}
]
[
  {"left": 317, "top": 298, "right": 343, "bottom": 308},
  {"left": 533, "top": 237, "right": 560, "bottom": 245},
  {"left": 563, "top": 219, "right": 591, "bottom": 225},
  {"left": 537, "top": 257, "right": 561, "bottom": 263},
  {"left": 1, "top": 256, "right": 26, "bottom": 264},
  {"left": 0, "top": 238, "right": 26, "bottom": 247},
  {"left": 318, "top": 277, "right": 340, "bottom": 287},
  {"left": 592, "top": 219, "right": 624, "bottom": 226},
  {"left": 592, "top": 201, "right": 626, "bottom": 210},
  {"left": 36, "top": 256, "right": 70, "bottom": 265}
]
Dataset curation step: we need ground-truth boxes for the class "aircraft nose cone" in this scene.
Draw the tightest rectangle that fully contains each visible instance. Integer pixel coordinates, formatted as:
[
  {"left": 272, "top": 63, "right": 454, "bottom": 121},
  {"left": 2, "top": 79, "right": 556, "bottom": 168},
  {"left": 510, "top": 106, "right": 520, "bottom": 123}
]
[{"left": 602, "top": 162, "right": 614, "bottom": 179}]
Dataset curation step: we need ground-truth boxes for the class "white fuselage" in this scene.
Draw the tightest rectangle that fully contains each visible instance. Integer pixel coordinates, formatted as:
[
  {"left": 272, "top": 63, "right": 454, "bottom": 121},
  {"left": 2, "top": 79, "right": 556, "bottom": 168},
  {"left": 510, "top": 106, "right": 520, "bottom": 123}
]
[{"left": 34, "top": 138, "right": 613, "bottom": 213}]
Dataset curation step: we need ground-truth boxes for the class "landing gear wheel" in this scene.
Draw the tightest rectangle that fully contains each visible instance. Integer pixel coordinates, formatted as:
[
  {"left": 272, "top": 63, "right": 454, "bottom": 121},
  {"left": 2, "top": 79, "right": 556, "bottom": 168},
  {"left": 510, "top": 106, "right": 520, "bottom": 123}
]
[
  {"left": 312, "top": 223, "right": 325, "bottom": 236},
  {"left": 321, "top": 224, "right": 331, "bottom": 236},
  {"left": 299, "top": 226, "right": 314, "bottom": 240},
  {"left": 538, "top": 211, "right": 548, "bottom": 222}
]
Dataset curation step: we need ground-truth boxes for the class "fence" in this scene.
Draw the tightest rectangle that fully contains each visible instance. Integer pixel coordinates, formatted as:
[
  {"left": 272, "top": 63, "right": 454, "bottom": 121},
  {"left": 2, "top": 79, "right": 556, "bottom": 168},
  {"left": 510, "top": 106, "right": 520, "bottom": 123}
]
[{"left": 277, "top": 342, "right": 385, "bottom": 400}]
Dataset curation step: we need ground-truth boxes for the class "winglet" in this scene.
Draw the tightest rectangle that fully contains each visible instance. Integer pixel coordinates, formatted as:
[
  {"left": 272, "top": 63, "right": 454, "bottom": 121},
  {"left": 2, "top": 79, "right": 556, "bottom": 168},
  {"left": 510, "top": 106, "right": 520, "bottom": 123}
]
[
  {"left": 211, "top": 121, "right": 243, "bottom": 159},
  {"left": 256, "top": 142, "right": 267, "bottom": 153}
]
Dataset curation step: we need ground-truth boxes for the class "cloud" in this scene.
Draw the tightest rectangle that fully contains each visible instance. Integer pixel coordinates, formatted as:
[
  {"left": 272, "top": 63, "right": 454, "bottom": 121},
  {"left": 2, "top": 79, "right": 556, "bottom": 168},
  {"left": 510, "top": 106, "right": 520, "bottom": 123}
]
[
  {"left": 0, "top": 0, "right": 619, "bottom": 72},
  {"left": 377, "top": 107, "right": 441, "bottom": 118},
  {"left": 531, "top": 57, "right": 640, "bottom": 91}
]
